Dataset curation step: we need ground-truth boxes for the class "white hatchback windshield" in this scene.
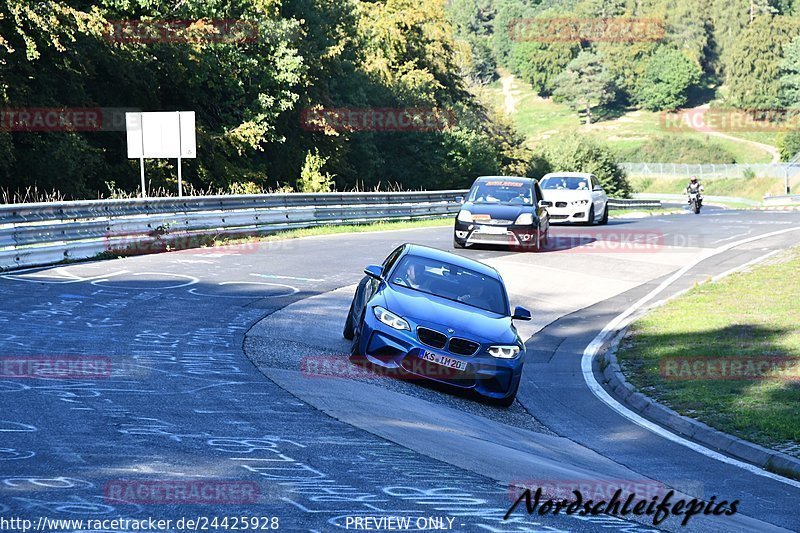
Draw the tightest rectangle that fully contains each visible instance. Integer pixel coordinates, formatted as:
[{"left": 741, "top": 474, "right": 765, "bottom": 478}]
[{"left": 540, "top": 177, "right": 591, "bottom": 190}]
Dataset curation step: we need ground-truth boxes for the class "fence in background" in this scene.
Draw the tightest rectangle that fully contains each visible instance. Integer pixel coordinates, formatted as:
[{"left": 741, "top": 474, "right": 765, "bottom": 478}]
[{"left": 621, "top": 162, "right": 800, "bottom": 180}]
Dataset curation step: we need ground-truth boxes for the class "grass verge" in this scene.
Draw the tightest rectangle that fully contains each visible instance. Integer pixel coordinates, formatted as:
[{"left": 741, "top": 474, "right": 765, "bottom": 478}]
[{"left": 616, "top": 247, "right": 800, "bottom": 452}]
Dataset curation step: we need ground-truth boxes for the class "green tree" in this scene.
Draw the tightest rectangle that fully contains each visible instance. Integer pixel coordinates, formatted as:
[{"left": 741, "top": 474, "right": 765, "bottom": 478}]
[
  {"left": 779, "top": 36, "right": 800, "bottom": 108},
  {"left": 535, "top": 133, "right": 631, "bottom": 197},
  {"left": 664, "top": 0, "right": 710, "bottom": 69},
  {"left": 491, "top": 0, "right": 527, "bottom": 66},
  {"left": 595, "top": 42, "right": 659, "bottom": 100},
  {"left": 508, "top": 41, "right": 578, "bottom": 96},
  {"left": 778, "top": 129, "right": 800, "bottom": 160},
  {"left": 726, "top": 15, "right": 800, "bottom": 109},
  {"left": 552, "top": 51, "right": 616, "bottom": 127},
  {"left": 707, "top": 0, "right": 751, "bottom": 76},
  {"left": 634, "top": 46, "right": 701, "bottom": 111}
]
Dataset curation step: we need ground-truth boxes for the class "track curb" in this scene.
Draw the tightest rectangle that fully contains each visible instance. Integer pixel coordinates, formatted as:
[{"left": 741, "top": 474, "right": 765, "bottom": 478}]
[{"left": 598, "top": 328, "right": 800, "bottom": 481}]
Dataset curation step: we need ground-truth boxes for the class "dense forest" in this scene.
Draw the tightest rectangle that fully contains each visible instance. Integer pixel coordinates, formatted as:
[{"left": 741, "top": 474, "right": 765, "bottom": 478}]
[
  {"left": 0, "top": 0, "right": 799, "bottom": 200},
  {"left": 453, "top": 0, "right": 800, "bottom": 109},
  {"left": 452, "top": 0, "right": 800, "bottom": 157}
]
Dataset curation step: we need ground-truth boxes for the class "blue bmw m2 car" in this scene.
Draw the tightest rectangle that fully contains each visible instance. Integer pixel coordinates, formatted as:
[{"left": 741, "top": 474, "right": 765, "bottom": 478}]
[{"left": 343, "top": 244, "right": 531, "bottom": 407}]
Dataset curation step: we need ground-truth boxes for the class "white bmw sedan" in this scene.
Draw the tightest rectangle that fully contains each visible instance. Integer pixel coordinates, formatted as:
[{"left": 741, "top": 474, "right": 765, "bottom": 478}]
[{"left": 539, "top": 172, "right": 609, "bottom": 225}]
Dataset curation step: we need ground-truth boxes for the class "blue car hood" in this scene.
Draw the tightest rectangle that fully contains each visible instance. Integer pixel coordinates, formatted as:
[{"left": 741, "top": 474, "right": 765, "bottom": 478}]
[{"left": 381, "top": 286, "right": 518, "bottom": 344}]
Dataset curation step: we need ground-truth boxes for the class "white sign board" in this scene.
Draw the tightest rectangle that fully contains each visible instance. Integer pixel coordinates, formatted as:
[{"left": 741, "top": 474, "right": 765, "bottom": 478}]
[{"left": 126, "top": 111, "right": 196, "bottom": 158}]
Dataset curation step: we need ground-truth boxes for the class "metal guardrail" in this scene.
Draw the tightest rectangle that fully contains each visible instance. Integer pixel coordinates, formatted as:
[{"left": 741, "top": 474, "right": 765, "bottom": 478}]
[
  {"left": 763, "top": 194, "right": 800, "bottom": 205},
  {"left": 607, "top": 198, "right": 661, "bottom": 209},
  {"left": 0, "top": 191, "right": 645, "bottom": 271},
  {"left": 0, "top": 191, "right": 467, "bottom": 271}
]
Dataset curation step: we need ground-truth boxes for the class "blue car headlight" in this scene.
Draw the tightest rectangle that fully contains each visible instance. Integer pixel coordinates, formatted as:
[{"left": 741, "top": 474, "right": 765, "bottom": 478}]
[
  {"left": 488, "top": 345, "right": 520, "bottom": 359},
  {"left": 373, "top": 306, "right": 411, "bottom": 331}
]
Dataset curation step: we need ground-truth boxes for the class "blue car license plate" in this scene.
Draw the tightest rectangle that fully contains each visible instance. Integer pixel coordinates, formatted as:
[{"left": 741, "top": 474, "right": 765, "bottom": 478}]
[{"left": 420, "top": 350, "right": 467, "bottom": 372}]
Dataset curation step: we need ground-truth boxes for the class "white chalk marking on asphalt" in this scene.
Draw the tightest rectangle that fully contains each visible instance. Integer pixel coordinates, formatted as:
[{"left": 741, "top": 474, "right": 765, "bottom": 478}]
[
  {"left": 582, "top": 225, "right": 800, "bottom": 489},
  {"left": 1, "top": 270, "right": 128, "bottom": 284},
  {"left": 90, "top": 272, "right": 199, "bottom": 289},
  {"left": 250, "top": 273, "right": 324, "bottom": 282},
  {"left": 174, "top": 259, "right": 215, "bottom": 264},
  {"left": 188, "top": 281, "right": 299, "bottom": 299}
]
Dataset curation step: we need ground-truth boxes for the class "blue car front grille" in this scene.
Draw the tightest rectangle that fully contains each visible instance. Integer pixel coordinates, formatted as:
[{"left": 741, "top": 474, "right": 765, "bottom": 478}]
[
  {"left": 448, "top": 337, "right": 480, "bottom": 356},
  {"left": 417, "top": 327, "right": 447, "bottom": 349},
  {"left": 417, "top": 327, "right": 480, "bottom": 357}
]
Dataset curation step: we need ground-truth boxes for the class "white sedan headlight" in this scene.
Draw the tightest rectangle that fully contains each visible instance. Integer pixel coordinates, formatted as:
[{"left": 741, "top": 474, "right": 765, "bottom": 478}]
[
  {"left": 488, "top": 345, "right": 520, "bottom": 359},
  {"left": 457, "top": 210, "right": 473, "bottom": 223},
  {"left": 570, "top": 199, "right": 590, "bottom": 205},
  {"left": 373, "top": 306, "right": 410, "bottom": 331},
  {"left": 514, "top": 213, "right": 534, "bottom": 225}
]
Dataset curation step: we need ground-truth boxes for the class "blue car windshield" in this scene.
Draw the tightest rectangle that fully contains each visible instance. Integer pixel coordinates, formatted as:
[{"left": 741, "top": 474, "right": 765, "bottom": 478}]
[
  {"left": 467, "top": 180, "right": 531, "bottom": 205},
  {"left": 540, "top": 176, "right": 590, "bottom": 190},
  {"left": 390, "top": 255, "right": 508, "bottom": 315}
]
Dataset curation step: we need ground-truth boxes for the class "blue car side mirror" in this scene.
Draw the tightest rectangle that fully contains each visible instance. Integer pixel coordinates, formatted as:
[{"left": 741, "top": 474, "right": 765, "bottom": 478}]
[
  {"left": 512, "top": 306, "right": 532, "bottom": 321},
  {"left": 364, "top": 265, "right": 384, "bottom": 280}
]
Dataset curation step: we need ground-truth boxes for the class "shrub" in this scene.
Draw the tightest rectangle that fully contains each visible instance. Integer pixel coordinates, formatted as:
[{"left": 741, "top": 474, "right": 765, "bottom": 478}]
[
  {"left": 534, "top": 134, "right": 632, "bottom": 197},
  {"left": 618, "top": 136, "right": 737, "bottom": 164},
  {"left": 297, "top": 149, "right": 335, "bottom": 193}
]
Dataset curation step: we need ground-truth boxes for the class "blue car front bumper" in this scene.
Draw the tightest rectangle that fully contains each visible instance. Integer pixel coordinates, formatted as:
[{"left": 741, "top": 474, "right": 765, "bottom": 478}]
[{"left": 350, "top": 309, "right": 523, "bottom": 402}]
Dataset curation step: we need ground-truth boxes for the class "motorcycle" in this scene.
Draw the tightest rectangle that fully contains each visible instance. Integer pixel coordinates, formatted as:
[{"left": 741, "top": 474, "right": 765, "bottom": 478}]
[{"left": 688, "top": 191, "right": 702, "bottom": 214}]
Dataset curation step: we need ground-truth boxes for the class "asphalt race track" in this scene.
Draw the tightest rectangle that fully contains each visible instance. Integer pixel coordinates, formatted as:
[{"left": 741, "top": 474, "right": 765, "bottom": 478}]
[{"left": 1, "top": 206, "right": 799, "bottom": 532}]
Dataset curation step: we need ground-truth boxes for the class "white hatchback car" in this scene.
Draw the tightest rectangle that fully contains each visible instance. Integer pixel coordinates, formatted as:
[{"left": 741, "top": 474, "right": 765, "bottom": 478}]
[{"left": 539, "top": 172, "right": 609, "bottom": 225}]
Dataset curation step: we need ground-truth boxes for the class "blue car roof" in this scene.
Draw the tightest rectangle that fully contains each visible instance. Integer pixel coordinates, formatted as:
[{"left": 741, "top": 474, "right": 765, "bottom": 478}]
[{"left": 402, "top": 244, "right": 501, "bottom": 279}]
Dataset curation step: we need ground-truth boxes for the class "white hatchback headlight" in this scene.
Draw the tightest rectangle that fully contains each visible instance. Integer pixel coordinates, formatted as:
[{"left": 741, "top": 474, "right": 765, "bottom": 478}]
[
  {"left": 457, "top": 210, "right": 473, "bottom": 223},
  {"left": 514, "top": 213, "right": 534, "bottom": 225},
  {"left": 570, "top": 199, "right": 590, "bottom": 205},
  {"left": 488, "top": 345, "right": 520, "bottom": 359},
  {"left": 373, "top": 306, "right": 410, "bottom": 331}
]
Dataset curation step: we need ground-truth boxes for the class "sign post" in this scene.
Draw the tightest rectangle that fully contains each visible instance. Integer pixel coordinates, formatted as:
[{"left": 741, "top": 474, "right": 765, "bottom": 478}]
[
  {"left": 139, "top": 115, "right": 146, "bottom": 198},
  {"left": 126, "top": 111, "right": 196, "bottom": 198},
  {"left": 177, "top": 112, "right": 183, "bottom": 197}
]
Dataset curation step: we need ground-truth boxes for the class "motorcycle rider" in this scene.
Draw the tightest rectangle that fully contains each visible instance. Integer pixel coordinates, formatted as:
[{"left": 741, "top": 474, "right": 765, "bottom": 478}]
[{"left": 686, "top": 176, "right": 704, "bottom": 206}]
